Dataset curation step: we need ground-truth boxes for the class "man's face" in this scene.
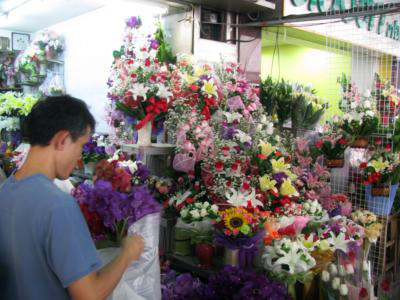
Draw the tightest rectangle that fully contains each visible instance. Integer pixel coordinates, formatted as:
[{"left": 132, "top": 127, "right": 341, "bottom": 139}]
[{"left": 55, "top": 128, "right": 91, "bottom": 180}]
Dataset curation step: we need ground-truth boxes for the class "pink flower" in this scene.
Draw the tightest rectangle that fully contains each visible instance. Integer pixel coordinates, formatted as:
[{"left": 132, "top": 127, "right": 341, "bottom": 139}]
[
  {"left": 293, "top": 216, "right": 310, "bottom": 234},
  {"left": 296, "top": 138, "right": 309, "bottom": 153},
  {"left": 304, "top": 190, "right": 318, "bottom": 200},
  {"left": 215, "top": 161, "right": 224, "bottom": 172},
  {"left": 224, "top": 229, "right": 232, "bottom": 236}
]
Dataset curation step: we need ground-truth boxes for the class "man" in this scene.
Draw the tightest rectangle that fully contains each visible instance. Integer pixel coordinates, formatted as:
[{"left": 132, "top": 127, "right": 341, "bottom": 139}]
[{"left": 0, "top": 95, "right": 145, "bottom": 300}]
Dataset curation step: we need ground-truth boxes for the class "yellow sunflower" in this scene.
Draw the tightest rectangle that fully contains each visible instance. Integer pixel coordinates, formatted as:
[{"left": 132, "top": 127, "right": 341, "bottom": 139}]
[{"left": 222, "top": 208, "right": 252, "bottom": 235}]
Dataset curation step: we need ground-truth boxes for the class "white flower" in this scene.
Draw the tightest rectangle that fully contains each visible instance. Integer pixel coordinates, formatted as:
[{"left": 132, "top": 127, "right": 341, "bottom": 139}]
[
  {"left": 203, "top": 202, "right": 210, "bottom": 208},
  {"left": 195, "top": 203, "right": 202, "bottom": 208},
  {"left": 225, "top": 188, "right": 263, "bottom": 208},
  {"left": 338, "top": 265, "right": 346, "bottom": 276},
  {"left": 118, "top": 160, "right": 138, "bottom": 174},
  {"left": 266, "top": 122, "right": 274, "bottom": 135},
  {"left": 180, "top": 208, "right": 188, "bottom": 218},
  {"left": 365, "top": 110, "right": 375, "bottom": 117},
  {"left": 339, "top": 284, "right": 348, "bottom": 296},
  {"left": 363, "top": 100, "right": 371, "bottom": 109},
  {"left": 321, "top": 270, "right": 330, "bottom": 282},
  {"left": 363, "top": 89, "right": 371, "bottom": 97},
  {"left": 211, "top": 204, "right": 218, "bottom": 213},
  {"left": 191, "top": 209, "right": 200, "bottom": 219},
  {"left": 200, "top": 208, "right": 207, "bottom": 217},
  {"left": 234, "top": 129, "right": 252, "bottom": 144},
  {"left": 346, "top": 264, "right": 354, "bottom": 275},
  {"left": 224, "top": 111, "right": 242, "bottom": 123},
  {"left": 350, "top": 102, "right": 357, "bottom": 109},
  {"left": 332, "top": 277, "right": 340, "bottom": 290},
  {"left": 329, "top": 264, "right": 338, "bottom": 276},
  {"left": 156, "top": 84, "right": 173, "bottom": 99},
  {"left": 130, "top": 83, "right": 149, "bottom": 99}
]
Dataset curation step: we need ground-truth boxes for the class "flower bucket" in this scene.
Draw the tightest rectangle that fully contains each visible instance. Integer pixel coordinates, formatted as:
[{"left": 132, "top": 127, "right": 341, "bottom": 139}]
[
  {"left": 365, "top": 184, "right": 398, "bottom": 216},
  {"left": 326, "top": 158, "right": 344, "bottom": 168},
  {"left": 351, "top": 138, "right": 369, "bottom": 149},
  {"left": 174, "top": 228, "right": 192, "bottom": 256},
  {"left": 372, "top": 185, "right": 390, "bottom": 197},
  {"left": 137, "top": 122, "right": 152, "bottom": 145},
  {"left": 223, "top": 247, "right": 239, "bottom": 267},
  {"left": 195, "top": 243, "right": 214, "bottom": 270},
  {"left": 84, "top": 161, "right": 96, "bottom": 175}
]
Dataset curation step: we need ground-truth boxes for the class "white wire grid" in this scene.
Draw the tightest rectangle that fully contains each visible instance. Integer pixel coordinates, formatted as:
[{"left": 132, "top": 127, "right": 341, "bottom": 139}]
[{"left": 324, "top": 0, "right": 400, "bottom": 281}]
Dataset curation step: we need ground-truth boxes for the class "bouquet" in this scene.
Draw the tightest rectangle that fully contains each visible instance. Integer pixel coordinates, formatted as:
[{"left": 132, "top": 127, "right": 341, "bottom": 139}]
[
  {"left": 81, "top": 135, "right": 109, "bottom": 164},
  {"left": 315, "top": 132, "right": 348, "bottom": 161},
  {"left": 33, "top": 29, "right": 64, "bottom": 59},
  {"left": 320, "top": 193, "right": 352, "bottom": 218},
  {"left": 179, "top": 201, "right": 219, "bottom": 224},
  {"left": 351, "top": 210, "right": 383, "bottom": 243},
  {"left": 72, "top": 156, "right": 159, "bottom": 247}
]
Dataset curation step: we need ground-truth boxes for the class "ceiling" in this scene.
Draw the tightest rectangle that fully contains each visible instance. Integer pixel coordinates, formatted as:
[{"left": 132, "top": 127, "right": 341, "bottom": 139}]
[{"left": 0, "top": 0, "right": 110, "bottom": 32}]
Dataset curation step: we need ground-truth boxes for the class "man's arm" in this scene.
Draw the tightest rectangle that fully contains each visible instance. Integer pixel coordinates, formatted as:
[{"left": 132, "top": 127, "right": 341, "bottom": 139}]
[{"left": 68, "top": 235, "right": 144, "bottom": 300}]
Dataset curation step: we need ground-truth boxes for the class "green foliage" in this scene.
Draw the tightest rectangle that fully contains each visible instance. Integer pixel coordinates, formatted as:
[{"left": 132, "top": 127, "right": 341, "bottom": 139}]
[{"left": 155, "top": 21, "right": 176, "bottom": 65}]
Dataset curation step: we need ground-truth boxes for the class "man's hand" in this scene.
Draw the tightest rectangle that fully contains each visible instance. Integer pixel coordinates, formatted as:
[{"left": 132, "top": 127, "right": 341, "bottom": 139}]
[{"left": 122, "top": 234, "right": 145, "bottom": 263}]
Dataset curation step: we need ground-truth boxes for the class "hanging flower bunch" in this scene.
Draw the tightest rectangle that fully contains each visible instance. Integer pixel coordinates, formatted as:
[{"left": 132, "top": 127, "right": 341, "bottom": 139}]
[{"left": 107, "top": 16, "right": 175, "bottom": 140}]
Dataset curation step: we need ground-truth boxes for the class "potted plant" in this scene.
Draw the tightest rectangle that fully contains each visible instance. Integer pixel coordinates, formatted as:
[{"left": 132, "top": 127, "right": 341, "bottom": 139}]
[{"left": 360, "top": 151, "right": 400, "bottom": 215}]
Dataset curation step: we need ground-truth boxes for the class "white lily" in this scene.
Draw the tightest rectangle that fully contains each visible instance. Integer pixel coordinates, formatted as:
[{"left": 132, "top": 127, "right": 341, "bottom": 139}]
[
  {"left": 156, "top": 84, "right": 173, "bottom": 99},
  {"left": 130, "top": 83, "right": 149, "bottom": 99},
  {"left": 235, "top": 129, "right": 252, "bottom": 144},
  {"left": 225, "top": 188, "right": 263, "bottom": 208}
]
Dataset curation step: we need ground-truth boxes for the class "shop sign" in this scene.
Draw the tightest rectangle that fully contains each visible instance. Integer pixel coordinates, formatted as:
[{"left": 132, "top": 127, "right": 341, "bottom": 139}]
[{"left": 286, "top": 0, "right": 400, "bottom": 41}]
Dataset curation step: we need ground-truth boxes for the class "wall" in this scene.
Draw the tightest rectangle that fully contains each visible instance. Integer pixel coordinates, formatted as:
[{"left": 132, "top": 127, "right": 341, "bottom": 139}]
[
  {"left": 46, "top": 1, "right": 166, "bottom": 133},
  {"left": 261, "top": 43, "right": 352, "bottom": 118}
]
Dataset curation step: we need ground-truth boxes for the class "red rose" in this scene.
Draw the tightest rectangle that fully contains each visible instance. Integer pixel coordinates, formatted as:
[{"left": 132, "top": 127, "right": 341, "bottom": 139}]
[
  {"left": 375, "top": 137, "right": 382, "bottom": 145},
  {"left": 258, "top": 154, "right": 267, "bottom": 160},
  {"left": 338, "top": 138, "right": 347, "bottom": 145},
  {"left": 270, "top": 190, "right": 279, "bottom": 198},
  {"left": 177, "top": 203, "right": 185, "bottom": 210},
  {"left": 149, "top": 75, "right": 157, "bottom": 83},
  {"left": 215, "top": 161, "right": 224, "bottom": 172},
  {"left": 275, "top": 151, "right": 282, "bottom": 157},
  {"left": 381, "top": 278, "right": 390, "bottom": 292},
  {"left": 385, "top": 144, "right": 392, "bottom": 153},
  {"left": 186, "top": 197, "right": 194, "bottom": 204},
  {"left": 128, "top": 59, "right": 134, "bottom": 65},
  {"left": 145, "top": 59, "right": 151, "bottom": 67},
  {"left": 226, "top": 181, "right": 232, "bottom": 188},
  {"left": 274, "top": 207, "right": 282, "bottom": 214},
  {"left": 316, "top": 141, "right": 323, "bottom": 150},
  {"left": 359, "top": 162, "right": 368, "bottom": 169}
]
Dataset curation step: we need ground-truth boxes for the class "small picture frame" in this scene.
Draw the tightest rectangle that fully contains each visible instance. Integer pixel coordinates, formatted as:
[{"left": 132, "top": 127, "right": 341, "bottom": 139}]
[{"left": 11, "top": 32, "right": 30, "bottom": 51}]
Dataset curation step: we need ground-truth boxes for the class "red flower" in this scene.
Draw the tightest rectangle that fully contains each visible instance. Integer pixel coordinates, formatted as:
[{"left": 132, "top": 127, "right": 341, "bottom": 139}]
[
  {"left": 215, "top": 161, "right": 224, "bottom": 172},
  {"left": 316, "top": 141, "right": 323, "bottom": 150},
  {"left": 359, "top": 162, "right": 368, "bottom": 169},
  {"left": 359, "top": 288, "right": 368, "bottom": 298},
  {"left": 338, "top": 138, "right": 347, "bottom": 145},
  {"left": 258, "top": 154, "right": 267, "bottom": 160},
  {"left": 112, "top": 168, "right": 132, "bottom": 193},
  {"left": 375, "top": 137, "right": 382, "bottom": 145},
  {"left": 242, "top": 181, "right": 250, "bottom": 191},
  {"left": 270, "top": 190, "right": 279, "bottom": 198},
  {"left": 274, "top": 207, "right": 282, "bottom": 214},
  {"left": 177, "top": 203, "right": 185, "bottom": 210},
  {"left": 186, "top": 197, "right": 194, "bottom": 204},
  {"left": 275, "top": 151, "right": 282, "bottom": 157},
  {"left": 191, "top": 85, "right": 199, "bottom": 92},
  {"left": 231, "top": 163, "right": 239, "bottom": 172},
  {"left": 381, "top": 279, "right": 390, "bottom": 292},
  {"left": 226, "top": 181, "right": 232, "bottom": 188},
  {"left": 149, "top": 75, "right": 157, "bottom": 83},
  {"left": 128, "top": 59, "right": 134, "bottom": 65},
  {"left": 278, "top": 224, "right": 296, "bottom": 237},
  {"left": 385, "top": 144, "right": 392, "bottom": 153},
  {"left": 145, "top": 59, "right": 151, "bottom": 67}
]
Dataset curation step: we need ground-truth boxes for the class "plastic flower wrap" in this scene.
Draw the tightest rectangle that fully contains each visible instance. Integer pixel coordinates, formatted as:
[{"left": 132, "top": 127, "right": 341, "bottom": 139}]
[
  {"left": 179, "top": 201, "right": 219, "bottom": 224},
  {"left": 351, "top": 210, "right": 382, "bottom": 243}
]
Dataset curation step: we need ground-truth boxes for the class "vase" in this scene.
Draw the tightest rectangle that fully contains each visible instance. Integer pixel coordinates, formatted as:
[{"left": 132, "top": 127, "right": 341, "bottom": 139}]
[
  {"left": 195, "top": 243, "right": 214, "bottom": 270},
  {"left": 84, "top": 161, "right": 96, "bottom": 175},
  {"left": 365, "top": 184, "right": 398, "bottom": 216},
  {"left": 223, "top": 247, "right": 239, "bottom": 267},
  {"left": 39, "top": 63, "right": 47, "bottom": 75},
  {"left": 137, "top": 122, "right": 152, "bottom": 145},
  {"left": 326, "top": 158, "right": 344, "bottom": 168},
  {"left": 351, "top": 137, "right": 369, "bottom": 148}
]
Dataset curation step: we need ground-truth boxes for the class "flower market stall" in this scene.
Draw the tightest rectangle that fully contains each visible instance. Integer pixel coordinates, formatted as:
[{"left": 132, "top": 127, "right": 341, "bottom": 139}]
[{"left": 3, "top": 0, "right": 400, "bottom": 299}]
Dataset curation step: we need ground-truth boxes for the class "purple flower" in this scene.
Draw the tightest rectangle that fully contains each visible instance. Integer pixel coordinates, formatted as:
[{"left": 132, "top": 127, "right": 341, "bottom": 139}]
[
  {"left": 150, "top": 39, "right": 159, "bottom": 50},
  {"left": 221, "top": 124, "right": 237, "bottom": 140},
  {"left": 133, "top": 162, "right": 150, "bottom": 183},
  {"left": 107, "top": 92, "right": 119, "bottom": 102},
  {"left": 106, "top": 78, "right": 113, "bottom": 87},
  {"left": 272, "top": 172, "right": 288, "bottom": 187},
  {"left": 126, "top": 16, "right": 142, "bottom": 28}
]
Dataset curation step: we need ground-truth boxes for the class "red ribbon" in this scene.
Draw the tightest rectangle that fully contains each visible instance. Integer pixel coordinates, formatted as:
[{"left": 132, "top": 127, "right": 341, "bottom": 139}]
[{"left": 135, "top": 98, "right": 168, "bottom": 129}]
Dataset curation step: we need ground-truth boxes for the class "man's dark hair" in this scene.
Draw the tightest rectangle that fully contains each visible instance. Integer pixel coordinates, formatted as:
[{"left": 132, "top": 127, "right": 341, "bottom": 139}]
[{"left": 24, "top": 95, "right": 96, "bottom": 146}]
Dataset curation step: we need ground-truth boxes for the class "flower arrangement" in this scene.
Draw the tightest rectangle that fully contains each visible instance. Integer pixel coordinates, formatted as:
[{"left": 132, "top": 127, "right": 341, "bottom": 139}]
[
  {"left": 337, "top": 76, "right": 379, "bottom": 143},
  {"left": 351, "top": 210, "right": 383, "bottom": 243},
  {"left": 81, "top": 135, "right": 108, "bottom": 164},
  {"left": 320, "top": 193, "right": 352, "bottom": 218},
  {"left": 360, "top": 150, "right": 400, "bottom": 187},
  {"left": 107, "top": 16, "right": 175, "bottom": 141},
  {"left": 33, "top": 30, "right": 64, "bottom": 59},
  {"left": 179, "top": 201, "right": 219, "bottom": 224},
  {"left": 0, "top": 92, "right": 38, "bottom": 117},
  {"left": 373, "top": 73, "right": 399, "bottom": 126},
  {"left": 315, "top": 131, "right": 348, "bottom": 162},
  {"left": 72, "top": 156, "right": 159, "bottom": 246}
]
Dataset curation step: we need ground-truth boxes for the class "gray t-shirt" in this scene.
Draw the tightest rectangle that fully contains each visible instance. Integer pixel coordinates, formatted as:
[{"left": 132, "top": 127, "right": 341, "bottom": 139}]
[{"left": 0, "top": 174, "right": 102, "bottom": 299}]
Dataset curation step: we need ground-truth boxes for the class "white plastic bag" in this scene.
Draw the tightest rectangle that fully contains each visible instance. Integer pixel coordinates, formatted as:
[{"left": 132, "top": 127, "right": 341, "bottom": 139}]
[{"left": 97, "top": 213, "right": 161, "bottom": 300}]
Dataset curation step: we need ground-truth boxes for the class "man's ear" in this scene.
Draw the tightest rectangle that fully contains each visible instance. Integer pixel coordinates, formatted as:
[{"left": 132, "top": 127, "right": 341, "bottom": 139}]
[{"left": 51, "top": 131, "right": 71, "bottom": 151}]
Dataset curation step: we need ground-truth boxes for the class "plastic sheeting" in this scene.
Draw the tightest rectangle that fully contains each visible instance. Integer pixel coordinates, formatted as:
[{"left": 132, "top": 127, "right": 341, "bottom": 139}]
[{"left": 97, "top": 213, "right": 161, "bottom": 300}]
